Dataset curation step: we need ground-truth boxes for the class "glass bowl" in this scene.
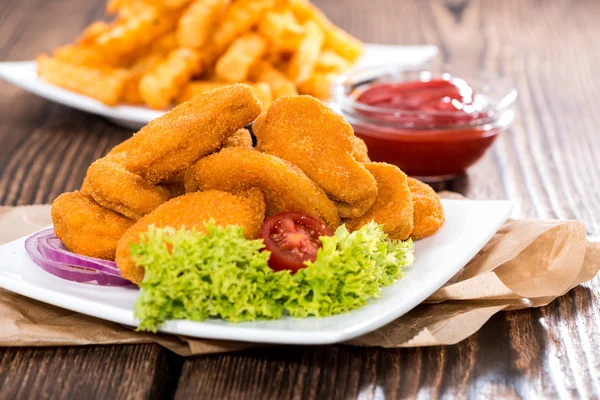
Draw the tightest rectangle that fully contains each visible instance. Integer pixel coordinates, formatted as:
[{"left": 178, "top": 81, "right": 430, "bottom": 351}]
[{"left": 331, "top": 64, "right": 517, "bottom": 181}]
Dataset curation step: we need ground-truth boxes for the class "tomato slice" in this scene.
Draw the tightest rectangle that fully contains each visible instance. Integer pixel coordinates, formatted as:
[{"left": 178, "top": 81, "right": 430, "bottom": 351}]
[{"left": 261, "top": 211, "right": 334, "bottom": 273}]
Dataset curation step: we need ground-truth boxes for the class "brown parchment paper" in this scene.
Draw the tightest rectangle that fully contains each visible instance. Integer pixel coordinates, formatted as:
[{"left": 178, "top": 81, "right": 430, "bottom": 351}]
[{"left": 0, "top": 203, "right": 598, "bottom": 356}]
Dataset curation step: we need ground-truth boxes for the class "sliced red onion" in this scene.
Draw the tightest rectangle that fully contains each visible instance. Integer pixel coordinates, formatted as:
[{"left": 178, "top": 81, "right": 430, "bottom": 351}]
[
  {"left": 34, "top": 230, "right": 121, "bottom": 275},
  {"left": 24, "top": 229, "right": 132, "bottom": 286}
]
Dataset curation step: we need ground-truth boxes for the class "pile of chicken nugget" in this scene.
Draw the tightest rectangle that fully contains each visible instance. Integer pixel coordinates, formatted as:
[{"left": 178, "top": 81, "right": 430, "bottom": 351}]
[
  {"left": 37, "top": 0, "right": 362, "bottom": 108},
  {"left": 51, "top": 85, "right": 444, "bottom": 284}
]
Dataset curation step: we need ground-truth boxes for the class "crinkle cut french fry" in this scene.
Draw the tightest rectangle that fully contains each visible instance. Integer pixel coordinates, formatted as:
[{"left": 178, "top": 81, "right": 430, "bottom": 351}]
[
  {"left": 258, "top": 11, "right": 304, "bottom": 52},
  {"left": 177, "top": 0, "right": 228, "bottom": 49},
  {"left": 95, "top": 8, "right": 177, "bottom": 57},
  {"left": 108, "top": 0, "right": 161, "bottom": 19},
  {"left": 249, "top": 61, "right": 298, "bottom": 98},
  {"left": 139, "top": 48, "right": 203, "bottom": 109},
  {"left": 163, "top": 0, "right": 194, "bottom": 8},
  {"left": 122, "top": 53, "right": 165, "bottom": 104},
  {"left": 289, "top": 0, "right": 363, "bottom": 62},
  {"left": 215, "top": 33, "right": 267, "bottom": 83},
  {"left": 211, "top": 0, "right": 274, "bottom": 55},
  {"left": 287, "top": 20, "right": 324, "bottom": 84},
  {"left": 176, "top": 81, "right": 229, "bottom": 103},
  {"left": 37, "top": 55, "right": 127, "bottom": 106},
  {"left": 298, "top": 71, "right": 336, "bottom": 101},
  {"left": 76, "top": 21, "right": 110, "bottom": 45},
  {"left": 106, "top": 0, "right": 125, "bottom": 14},
  {"left": 53, "top": 44, "right": 115, "bottom": 68},
  {"left": 250, "top": 82, "right": 273, "bottom": 110},
  {"left": 150, "top": 32, "right": 179, "bottom": 55},
  {"left": 316, "top": 49, "right": 351, "bottom": 74}
]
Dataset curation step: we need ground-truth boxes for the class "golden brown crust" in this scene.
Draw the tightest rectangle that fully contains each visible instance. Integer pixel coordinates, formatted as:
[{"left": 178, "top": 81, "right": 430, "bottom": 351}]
[
  {"left": 350, "top": 136, "right": 370, "bottom": 163},
  {"left": 87, "top": 153, "right": 171, "bottom": 220},
  {"left": 222, "top": 128, "right": 253, "bottom": 149},
  {"left": 192, "top": 147, "right": 340, "bottom": 229},
  {"left": 407, "top": 177, "right": 445, "bottom": 240},
  {"left": 345, "top": 162, "right": 413, "bottom": 240},
  {"left": 253, "top": 95, "right": 377, "bottom": 218},
  {"left": 107, "top": 137, "right": 133, "bottom": 155},
  {"left": 51, "top": 191, "right": 134, "bottom": 260},
  {"left": 116, "top": 189, "right": 266, "bottom": 283},
  {"left": 125, "top": 84, "right": 262, "bottom": 183}
]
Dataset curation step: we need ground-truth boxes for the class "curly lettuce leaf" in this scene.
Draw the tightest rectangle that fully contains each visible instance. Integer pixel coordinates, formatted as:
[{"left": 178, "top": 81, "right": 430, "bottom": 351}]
[
  {"left": 132, "top": 223, "right": 294, "bottom": 332},
  {"left": 132, "top": 222, "right": 414, "bottom": 331},
  {"left": 285, "top": 222, "right": 414, "bottom": 317}
]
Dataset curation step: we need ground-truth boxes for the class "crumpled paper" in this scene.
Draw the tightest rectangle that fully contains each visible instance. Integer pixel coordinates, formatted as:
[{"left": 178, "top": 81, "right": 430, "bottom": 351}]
[{"left": 0, "top": 203, "right": 598, "bottom": 356}]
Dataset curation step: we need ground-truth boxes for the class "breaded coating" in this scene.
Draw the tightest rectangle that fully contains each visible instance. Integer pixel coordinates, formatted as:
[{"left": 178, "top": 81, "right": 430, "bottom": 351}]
[
  {"left": 253, "top": 95, "right": 377, "bottom": 218},
  {"left": 181, "top": 129, "right": 253, "bottom": 194},
  {"left": 192, "top": 147, "right": 340, "bottom": 229},
  {"left": 107, "top": 137, "right": 132, "bottom": 155},
  {"left": 223, "top": 128, "right": 253, "bottom": 149},
  {"left": 116, "top": 189, "right": 266, "bottom": 283},
  {"left": 51, "top": 191, "right": 134, "bottom": 260},
  {"left": 80, "top": 176, "right": 91, "bottom": 195},
  {"left": 125, "top": 84, "right": 262, "bottom": 183},
  {"left": 351, "top": 136, "right": 370, "bottom": 163},
  {"left": 345, "top": 163, "right": 413, "bottom": 240},
  {"left": 407, "top": 177, "right": 445, "bottom": 240},
  {"left": 87, "top": 153, "right": 171, "bottom": 220}
]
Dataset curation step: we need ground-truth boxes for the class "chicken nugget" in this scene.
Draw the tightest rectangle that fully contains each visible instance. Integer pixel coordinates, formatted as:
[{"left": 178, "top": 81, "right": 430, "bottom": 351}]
[
  {"left": 345, "top": 163, "right": 413, "bottom": 240},
  {"left": 87, "top": 153, "right": 172, "bottom": 220},
  {"left": 407, "top": 177, "right": 445, "bottom": 240},
  {"left": 223, "top": 128, "right": 253, "bottom": 149},
  {"left": 52, "top": 191, "right": 134, "bottom": 260},
  {"left": 350, "top": 136, "right": 370, "bottom": 162},
  {"left": 126, "top": 84, "right": 262, "bottom": 183},
  {"left": 192, "top": 147, "right": 340, "bottom": 229},
  {"left": 116, "top": 189, "right": 266, "bottom": 283},
  {"left": 253, "top": 95, "right": 377, "bottom": 218}
]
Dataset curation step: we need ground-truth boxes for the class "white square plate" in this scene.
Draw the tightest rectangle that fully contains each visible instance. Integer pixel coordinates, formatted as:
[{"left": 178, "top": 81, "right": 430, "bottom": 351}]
[
  {"left": 0, "top": 44, "right": 437, "bottom": 130},
  {"left": 0, "top": 199, "right": 512, "bottom": 345}
]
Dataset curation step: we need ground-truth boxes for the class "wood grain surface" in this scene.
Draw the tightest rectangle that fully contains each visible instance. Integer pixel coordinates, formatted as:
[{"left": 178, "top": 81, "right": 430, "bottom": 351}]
[{"left": 1, "top": 0, "right": 599, "bottom": 398}]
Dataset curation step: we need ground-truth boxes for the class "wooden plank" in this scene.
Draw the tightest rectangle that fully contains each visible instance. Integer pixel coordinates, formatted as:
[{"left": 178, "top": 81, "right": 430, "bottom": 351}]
[
  {"left": 0, "top": 1, "right": 178, "bottom": 399},
  {"left": 0, "top": 345, "right": 183, "bottom": 400}
]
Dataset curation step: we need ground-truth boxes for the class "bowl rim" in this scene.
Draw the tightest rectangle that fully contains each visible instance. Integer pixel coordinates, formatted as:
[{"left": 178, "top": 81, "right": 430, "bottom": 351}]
[{"left": 331, "top": 63, "right": 518, "bottom": 128}]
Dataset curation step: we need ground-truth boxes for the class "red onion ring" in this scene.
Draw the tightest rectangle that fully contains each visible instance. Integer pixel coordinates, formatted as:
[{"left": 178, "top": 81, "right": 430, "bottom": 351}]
[
  {"left": 24, "top": 229, "right": 132, "bottom": 286},
  {"left": 34, "top": 229, "right": 121, "bottom": 275}
]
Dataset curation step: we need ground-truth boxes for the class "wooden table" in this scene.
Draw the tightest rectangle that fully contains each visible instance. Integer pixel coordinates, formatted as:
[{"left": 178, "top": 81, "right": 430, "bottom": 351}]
[{"left": 1, "top": 0, "right": 599, "bottom": 398}]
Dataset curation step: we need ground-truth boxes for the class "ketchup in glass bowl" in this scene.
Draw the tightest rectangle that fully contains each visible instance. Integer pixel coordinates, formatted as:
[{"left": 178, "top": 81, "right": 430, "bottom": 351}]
[{"left": 330, "top": 65, "right": 517, "bottom": 181}]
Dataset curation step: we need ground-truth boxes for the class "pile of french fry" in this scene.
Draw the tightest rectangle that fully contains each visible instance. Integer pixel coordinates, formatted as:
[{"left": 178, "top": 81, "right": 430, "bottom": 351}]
[{"left": 37, "top": 0, "right": 363, "bottom": 109}]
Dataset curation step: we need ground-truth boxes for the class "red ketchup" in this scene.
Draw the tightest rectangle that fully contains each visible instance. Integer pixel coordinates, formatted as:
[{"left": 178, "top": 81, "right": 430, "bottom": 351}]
[{"left": 349, "top": 79, "right": 504, "bottom": 179}]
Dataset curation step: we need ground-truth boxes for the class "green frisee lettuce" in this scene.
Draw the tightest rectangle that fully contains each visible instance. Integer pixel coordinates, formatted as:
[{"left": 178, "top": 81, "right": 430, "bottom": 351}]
[{"left": 133, "top": 221, "right": 414, "bottom": 332}]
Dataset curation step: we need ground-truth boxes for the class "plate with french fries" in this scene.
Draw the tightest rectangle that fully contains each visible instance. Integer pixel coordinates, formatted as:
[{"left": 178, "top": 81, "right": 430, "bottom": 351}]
[{"left": 0, "top": 0, "right": 437, "bottom": 129}]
